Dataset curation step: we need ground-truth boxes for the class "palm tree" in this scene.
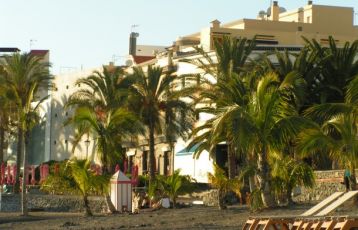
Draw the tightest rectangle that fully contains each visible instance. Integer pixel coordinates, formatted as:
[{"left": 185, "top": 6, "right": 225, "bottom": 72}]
[
  {"left": 1, "top": 53, "right": 52, "bottom": 215},
  {"left": 67, "top": 67, "right": 140, "bottom": 172},
  {"left": 303, "top": 36, "right": 358, "bottom": 104},
  {"left": 66, "top": 158, "right": 110, "bottom": 216},
  {"left": 184, "top": 36, "right": 256, "bottom": 179},
  {"left": 271, "top": 155, "right": 315, "bottom": 205},
  {"left": 66, "top": 68, "right": 143, "bottom": 213},
  {"left": 297, "top": 77, "right": 358, "bottom": 189},
  {"left": 208, "top": 164, "right": 242, "bottom": 210},
  {"left": 217, "top": 72, "right": 307, "bottom": 207},
  {"left": 0, "top": 88, "right": 15, "bottom": 164},
  {"left": 128, "top": 65, "right": 195, "bottom": 182}
]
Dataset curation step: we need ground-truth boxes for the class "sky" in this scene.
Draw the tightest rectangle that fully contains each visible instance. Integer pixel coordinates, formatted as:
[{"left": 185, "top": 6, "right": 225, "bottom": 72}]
[{"left": 1, "top": 0, "right": 357, "bottom": 75}]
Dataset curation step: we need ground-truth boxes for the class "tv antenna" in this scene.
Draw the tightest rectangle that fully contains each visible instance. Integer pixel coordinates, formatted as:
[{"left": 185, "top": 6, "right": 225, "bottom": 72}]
[{"left": 30, "top": 39, "right": 37, "bottom": 50}]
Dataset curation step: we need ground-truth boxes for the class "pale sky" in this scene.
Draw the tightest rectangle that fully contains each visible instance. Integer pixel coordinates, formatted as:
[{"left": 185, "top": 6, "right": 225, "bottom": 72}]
[{"left": 1, "top": 0, "right": 357, "bottom": 74}]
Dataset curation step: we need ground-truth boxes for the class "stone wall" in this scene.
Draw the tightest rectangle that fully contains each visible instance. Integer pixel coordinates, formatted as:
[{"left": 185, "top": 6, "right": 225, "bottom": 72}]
[
  {"left": 293, "top": 169, "right": 358, "bottom": 203},
  {"left": 0, "top": 194, "right": 107, "bottom": 213},
  {"left": 203, "top": 170, "right": 358, "bottom": 206}
]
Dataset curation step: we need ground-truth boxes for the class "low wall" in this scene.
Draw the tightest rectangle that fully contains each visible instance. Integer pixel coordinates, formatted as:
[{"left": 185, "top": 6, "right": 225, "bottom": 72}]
[
  {"left": 0, "top": 194, "right": 107, "bottom": 213},
  {"left": 293, "top": 169, "right": 358, "bottom": 203}
]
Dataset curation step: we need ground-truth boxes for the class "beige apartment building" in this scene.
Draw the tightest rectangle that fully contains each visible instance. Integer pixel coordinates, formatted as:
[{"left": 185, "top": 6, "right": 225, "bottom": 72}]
[
  {"left": 127, "top": 1, "right": 358, "bottom": 182},
  {"left": 174, "top": 1, "right": 358, "bottom": 53}
]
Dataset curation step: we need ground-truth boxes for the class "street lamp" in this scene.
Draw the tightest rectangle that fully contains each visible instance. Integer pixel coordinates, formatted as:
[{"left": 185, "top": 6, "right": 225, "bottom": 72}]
[{"left": 84, "top": 139, "right": 90, "bottom": 159}]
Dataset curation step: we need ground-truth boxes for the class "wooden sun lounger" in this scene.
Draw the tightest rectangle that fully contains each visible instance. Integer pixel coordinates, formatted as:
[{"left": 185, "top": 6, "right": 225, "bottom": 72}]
[
  {"left": 315, "top": 191, "right": 358, "bottom": 216},
  {"left": 301, "top": 192, "right": 344, "bottom": 217},
  {"left": 332, "top": 218, "right": 358, "bottom": 230},
  {"left": 243, "top": 217, "right": 293, "bottom": 230},
  {"left": 309, "top": 220, "right": 323, "bottom": 230},
  {"left": 256, "top": 218, "right": 293, "bottom": 230},
  {"left": 243, "top": 218, "right": 260, "bottom": 230},
  {"left": 319, "top": 219, "right": 337, "bottom": 230}
]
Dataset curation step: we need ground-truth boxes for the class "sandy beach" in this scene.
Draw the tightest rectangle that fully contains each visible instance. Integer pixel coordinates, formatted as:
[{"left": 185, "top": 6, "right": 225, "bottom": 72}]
[{"left": 0, "top": 204, "right": 316, "bottom": 230}]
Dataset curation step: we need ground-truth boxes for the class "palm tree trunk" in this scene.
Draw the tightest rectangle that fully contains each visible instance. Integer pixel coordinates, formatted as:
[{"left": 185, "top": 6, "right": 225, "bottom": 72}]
[
  {"left": 249, "top": 176, "right": 256, "bottom": 192},
  {"left": 148, "top": 120, "right": 156, "bottom": 181},
  {"left": 21, "top": 131, "right": 29, "bottom": 216},
  {"left": 14, "top": 126, "right": 24, "bottom": 194},
  {"left": 101, "top": 160, "right": 117, "bottom": 213},
  {"left": 170, "top": 142, "right": 175, "bottom": 176},
  {"left": 83, "top": 195, "right": 92, "bottom": 216},
  {"left": 218, "top": 189, "right": 226, "bottom": 210},
  {"left": 172, "top": 195, "right": 176, "bottom": 209},
  {"left": 351, "top": 168, "right": 357, "bottom": 191},
  {"left": 104, "top": 193, "right": 117, "bottom": 213},
  {"left": 0, "top": 127, "right": 5, "bottom": 164},
  {"left": 286, "top": 186, "right": 294, "bottom": 206},
  {"left": 227, "top": 143, "right": 236, "bottom": 179},
  {"left": 257, "top": 147, "right": 276, "bottom": 208}
]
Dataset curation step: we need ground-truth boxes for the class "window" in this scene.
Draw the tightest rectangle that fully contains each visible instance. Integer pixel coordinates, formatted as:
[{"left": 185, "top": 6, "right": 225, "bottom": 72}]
[
  {"left": 65, "top": 140, "right": 68, "bottom": 144},
  {"left": 54, "top": 140, "right": 57, "bottom": 145},
  {"left": 66, "top": 85, "right": 69, "bottom": 89},
  {"left": 306, "top": 16, "right": 311, "bottom": 23},
  {"left": 54, "top": 113, "right": 58, "bottom": 118},
  {"left": 65, "top": 112, "right": 68, "bottom": 116},
  {"left": 298, "top": 26, "right": 303, "bottom": 31},
  {"left": 142, "top": 151, "right": 148, "bottom": 173}
]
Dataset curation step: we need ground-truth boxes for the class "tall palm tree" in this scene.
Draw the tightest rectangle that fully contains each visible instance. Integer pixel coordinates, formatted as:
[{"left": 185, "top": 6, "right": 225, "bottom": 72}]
[
  {"left": 209, "top": 72, "right": 307, "bottom": 207},
  {"left": 1, "top": 52, "right": 52, "bottom": 215},
  {"left": 184, "top": 36, "right": 256, "bottom": 179},
  {"left": 128, "top": 65, "right": 195, "bottom": 181},
  {"left": 66, "top": 67, "right": 143, "bottom": 213}
]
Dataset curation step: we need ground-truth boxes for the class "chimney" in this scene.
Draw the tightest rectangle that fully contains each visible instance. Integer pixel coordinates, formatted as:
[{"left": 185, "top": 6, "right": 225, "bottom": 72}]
[
  {"left": 129, "top": 32, "right": 139, "bottom": 56},
  {"left": 308, "top": 1, "right": 313, "bottom": 5},
  {"left": 210, "top": 19, "right": 221, "bottom": 29},
  {"left": 271, "top": 1, "right": 279, "bottom": 21}
]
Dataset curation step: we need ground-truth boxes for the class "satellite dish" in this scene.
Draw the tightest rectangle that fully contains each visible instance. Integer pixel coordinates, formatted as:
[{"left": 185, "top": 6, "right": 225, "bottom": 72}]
[{"left": 125, "top": 59, "right": 133, "bottom": 66}]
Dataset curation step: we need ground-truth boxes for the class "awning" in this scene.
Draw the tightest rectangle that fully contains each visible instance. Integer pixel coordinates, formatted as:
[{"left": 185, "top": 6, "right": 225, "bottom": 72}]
[{"left": 176, "top": 144, "right": 200, "bottom": 156}]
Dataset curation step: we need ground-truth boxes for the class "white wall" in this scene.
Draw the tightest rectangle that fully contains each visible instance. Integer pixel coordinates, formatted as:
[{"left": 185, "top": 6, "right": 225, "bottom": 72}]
[{"left": 50, "top": 68, "right": 101, "bottom": 162}]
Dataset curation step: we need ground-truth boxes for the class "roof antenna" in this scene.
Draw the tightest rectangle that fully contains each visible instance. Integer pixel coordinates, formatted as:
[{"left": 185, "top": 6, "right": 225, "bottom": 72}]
[
  {"left": 30, "top": 39, "right": 37, "bottom": 50},
  {"left": 131, "top": 24, "right": 139, "bottom": 32}
]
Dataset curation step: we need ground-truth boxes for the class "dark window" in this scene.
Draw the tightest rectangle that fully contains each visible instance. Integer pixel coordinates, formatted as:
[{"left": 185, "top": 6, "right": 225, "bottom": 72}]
[
  {"left": 54, "top": 140, "right": 57, "bottom": 145},
  {"left": 54, "top": 113, "right": 58, "bottom": 118},
  {"left": 65, "top": 140, "right": 68, "bottom": 144},
  {"left": 66, "top": 85, "right": 69, "bottom": 89},
  {"left": 298, "top": 26, "right": 303, "bottom": 31},
  {"left": 142, "top": 151, "right": 148, "bottom": 173}
]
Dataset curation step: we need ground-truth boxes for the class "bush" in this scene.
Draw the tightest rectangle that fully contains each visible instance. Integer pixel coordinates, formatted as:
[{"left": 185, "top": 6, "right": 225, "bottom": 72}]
[{"left": 149, "top": 170, "right": 195, "bottom": 208}]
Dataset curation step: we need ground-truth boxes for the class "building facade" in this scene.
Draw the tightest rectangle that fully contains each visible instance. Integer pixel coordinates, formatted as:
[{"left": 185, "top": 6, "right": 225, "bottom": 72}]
[{"left": 125, "top": 1, "right": 358, "bottom": 183}]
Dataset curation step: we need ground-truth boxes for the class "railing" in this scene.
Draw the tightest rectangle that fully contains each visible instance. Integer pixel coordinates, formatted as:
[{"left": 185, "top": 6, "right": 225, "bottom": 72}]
[{"left": 0, "top": 162, "right": 139, "bottom": 187}]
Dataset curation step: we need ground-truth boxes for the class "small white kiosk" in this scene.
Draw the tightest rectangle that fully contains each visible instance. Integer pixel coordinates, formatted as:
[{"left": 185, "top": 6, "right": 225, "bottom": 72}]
[{"left": 110, "top": 170, "right": 132, "bottom": 212}]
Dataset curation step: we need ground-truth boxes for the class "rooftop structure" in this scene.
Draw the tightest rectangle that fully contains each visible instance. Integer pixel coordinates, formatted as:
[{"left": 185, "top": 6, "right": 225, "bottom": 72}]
[{"left": 173, "top": 1, "right": 358, "bottom": 53}]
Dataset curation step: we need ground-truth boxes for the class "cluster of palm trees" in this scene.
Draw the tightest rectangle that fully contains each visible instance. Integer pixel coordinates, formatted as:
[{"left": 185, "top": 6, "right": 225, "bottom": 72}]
[
  {"left": 65, "top": 65, "right": 195, "bottom": 183},
  {"left": 1, "top": 34, "right": 358, "bottom": 214},
  {"left": 186, "top": 36, "right": 358, "bottom": 208}
]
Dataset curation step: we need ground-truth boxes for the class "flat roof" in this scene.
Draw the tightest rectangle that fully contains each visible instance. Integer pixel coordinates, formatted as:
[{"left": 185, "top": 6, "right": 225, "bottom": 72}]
[{"left": 0, "top": 47, "right": 20, "bottom": 52}]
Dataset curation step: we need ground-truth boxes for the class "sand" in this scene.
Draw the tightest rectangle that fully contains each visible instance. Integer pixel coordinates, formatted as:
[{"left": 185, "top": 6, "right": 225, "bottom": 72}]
[{"left": 0, "top": 204, "right": 317, "bottom": 230}]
